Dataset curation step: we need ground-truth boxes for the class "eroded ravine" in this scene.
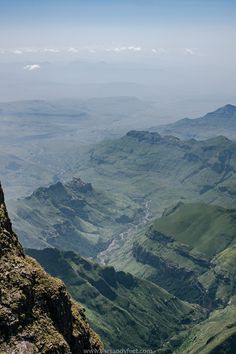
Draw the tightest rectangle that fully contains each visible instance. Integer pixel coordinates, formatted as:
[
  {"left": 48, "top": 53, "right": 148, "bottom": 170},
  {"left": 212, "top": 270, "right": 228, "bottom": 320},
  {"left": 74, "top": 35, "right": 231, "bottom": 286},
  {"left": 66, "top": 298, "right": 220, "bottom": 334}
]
[{"left": 97, "top": 200, "right": 152, "bottom": 265}]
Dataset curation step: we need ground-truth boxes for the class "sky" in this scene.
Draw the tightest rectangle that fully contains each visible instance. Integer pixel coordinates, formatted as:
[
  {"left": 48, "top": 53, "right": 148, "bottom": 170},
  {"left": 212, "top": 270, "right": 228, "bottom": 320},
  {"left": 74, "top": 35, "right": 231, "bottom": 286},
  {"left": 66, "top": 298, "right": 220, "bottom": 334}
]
[
  {"left": 1, "top": 0, "right": 236, "bottom": 25},
  {"left": 0, "top": 0, "right": 235, "bottom": 52},
  {"left": 0, "top": 0, "right": 235, "bottom": 113}
]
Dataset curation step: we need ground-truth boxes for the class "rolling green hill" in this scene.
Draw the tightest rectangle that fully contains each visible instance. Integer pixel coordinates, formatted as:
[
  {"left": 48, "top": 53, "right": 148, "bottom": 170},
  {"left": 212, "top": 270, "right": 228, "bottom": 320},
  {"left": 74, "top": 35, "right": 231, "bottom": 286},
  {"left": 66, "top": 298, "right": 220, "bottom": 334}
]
[
  {"left": 9, "top": 177, "right": 142, "bottom": 257},
  {"left": 26, "top": 248, "right": 205, "bottom": 351}
]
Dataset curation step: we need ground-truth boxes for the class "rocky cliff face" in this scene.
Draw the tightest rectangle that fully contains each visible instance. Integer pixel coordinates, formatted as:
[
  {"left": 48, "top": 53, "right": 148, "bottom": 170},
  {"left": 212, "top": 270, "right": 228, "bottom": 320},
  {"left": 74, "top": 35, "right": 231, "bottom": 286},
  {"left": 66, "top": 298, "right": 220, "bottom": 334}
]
[{"left": 0, "top": 184, "right": 103, "bottom": 354}]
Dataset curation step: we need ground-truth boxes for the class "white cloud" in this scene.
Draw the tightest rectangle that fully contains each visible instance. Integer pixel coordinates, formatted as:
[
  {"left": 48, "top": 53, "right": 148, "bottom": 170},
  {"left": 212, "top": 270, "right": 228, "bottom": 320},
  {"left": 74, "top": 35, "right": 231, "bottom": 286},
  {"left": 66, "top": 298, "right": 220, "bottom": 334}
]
[
  {"left": 24, "top": 64, "right": 41, "bottom": 72},
  {"left": 114, "top": 47, "right": 124, "bottom": 52},
  {"left": 106, "top": 46, "right": 142, "bottom": 53},
  {"left": 184, "top": 48, "right": 196, "bottom": 55},
  {"left": 12, "top": 49, "right": 23, "bottom": 54},
  {"left": 43, "top": 48, "right": 60, "bottom": 53},
  {"left": 152, "top": 48, "right": 166, "bottom": 54},
  {"left": 127, "top": 46, "right": 142, "bottom": 52},
  {"left": 24, "top": 48, "right": 39, "bottom": 53},
  {"left": 67, "top": 47, "right": 79, "bottom": 53}
]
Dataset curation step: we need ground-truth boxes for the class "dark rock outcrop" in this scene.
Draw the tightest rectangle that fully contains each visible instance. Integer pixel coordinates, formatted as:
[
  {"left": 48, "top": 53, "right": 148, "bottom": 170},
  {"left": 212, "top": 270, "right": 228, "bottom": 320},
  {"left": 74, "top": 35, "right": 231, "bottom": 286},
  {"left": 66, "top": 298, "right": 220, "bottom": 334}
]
[
  {"left": 67, "top": 178, "right": 93, "bottom": 193},
  {"left": 0, "top": 184, "right": 103, "bottom": 353}
]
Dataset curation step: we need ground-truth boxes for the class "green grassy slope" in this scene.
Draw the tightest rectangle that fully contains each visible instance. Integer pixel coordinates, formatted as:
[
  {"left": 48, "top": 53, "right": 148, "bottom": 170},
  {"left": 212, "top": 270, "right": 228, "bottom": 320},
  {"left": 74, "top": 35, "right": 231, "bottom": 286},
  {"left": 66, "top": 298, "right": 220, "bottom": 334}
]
[
  {"left": 9, "top": 177, "right": 142, "bottom": 257},
  {"left": 26, "top": 248, "right": 205, "bottom": 351},
  {"left": 109, "top": 203, "right": 236, "bottom": 308},
  {"left": 152, "top": 203, "right": 236, "bottom": 258},
  {"left": 174, "top": 304, "right": 236, "bottom": 354}
]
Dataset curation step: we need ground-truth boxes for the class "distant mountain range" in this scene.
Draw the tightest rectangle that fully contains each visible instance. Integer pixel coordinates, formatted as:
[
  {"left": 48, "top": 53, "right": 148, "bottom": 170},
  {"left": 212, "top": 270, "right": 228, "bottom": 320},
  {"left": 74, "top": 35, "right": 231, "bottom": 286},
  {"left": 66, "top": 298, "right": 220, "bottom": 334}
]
[
  {"left": 155, "top": 104, "right": 236, "bottom": 140},
  {"left": 0, "top": 97, "right": 158, "bottom": 199},
  {"left": 79, "top": 130, "right": 236, "bottom": 214},
  {"left": 2, "top": 102, "right": 236, "bottom": 199}
]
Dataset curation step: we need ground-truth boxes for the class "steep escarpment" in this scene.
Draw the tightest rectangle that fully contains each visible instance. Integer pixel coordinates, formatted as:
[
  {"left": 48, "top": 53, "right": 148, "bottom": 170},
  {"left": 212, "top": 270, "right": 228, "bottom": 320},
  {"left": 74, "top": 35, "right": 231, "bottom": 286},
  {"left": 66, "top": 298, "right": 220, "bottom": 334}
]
[
  {"left": 131, "top": 203, "right": 236, "bottom": 309},
  {"left": 132, "top": 242, "right": 209, "bottom": 306},
  {"left": 0, "top": 184, "right": 103, "bottom": 354},
  {"left": 107, "top": 201, "right": 236, "bottom": 352},
  {"left": 26, "top": 247, "right": 206, "bottom": 351},
  {"left": 109, "top": 202, "right": 236, "bottom": 311}
]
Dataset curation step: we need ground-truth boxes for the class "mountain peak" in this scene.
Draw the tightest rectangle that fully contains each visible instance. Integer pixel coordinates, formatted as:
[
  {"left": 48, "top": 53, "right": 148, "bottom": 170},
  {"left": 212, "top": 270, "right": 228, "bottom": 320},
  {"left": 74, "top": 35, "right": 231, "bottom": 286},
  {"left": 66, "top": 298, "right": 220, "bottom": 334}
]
[
  {"left": 220, "top": 103, "right": 236, "bottom": 111},
  {"left": 207, "top": 104, "right": 236, "bottom": 118},
  {"left": 0, "top": 183, "right": 24, "bottom": 257},
  {"left": 67, "top": 177, "right": 93, "bottom": 193},
  {"left": 157, "top": 103, "right": 236, "bottom": 140},
  {"left": 0, "top": 183, "right": 4, "bottom": 203}
]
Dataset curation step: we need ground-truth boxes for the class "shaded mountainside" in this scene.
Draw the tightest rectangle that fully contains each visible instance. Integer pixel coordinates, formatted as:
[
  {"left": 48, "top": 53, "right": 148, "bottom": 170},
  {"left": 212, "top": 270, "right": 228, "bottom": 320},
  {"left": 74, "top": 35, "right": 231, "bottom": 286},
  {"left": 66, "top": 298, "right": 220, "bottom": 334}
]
[
  {"left": 26, "top": 247, "right": 205, "bottom": 351},
  {"left": 109, "top": 203, "right": 236, "bottom": 308},
  {"left": 156, "top": 104, "right": 236, "bottom": 140},
  {"left": 8, "top": 177, "right": 142, "bottom": 257},
  {"left": 0, "top": 184, "right": 103, "bottom": 353}
]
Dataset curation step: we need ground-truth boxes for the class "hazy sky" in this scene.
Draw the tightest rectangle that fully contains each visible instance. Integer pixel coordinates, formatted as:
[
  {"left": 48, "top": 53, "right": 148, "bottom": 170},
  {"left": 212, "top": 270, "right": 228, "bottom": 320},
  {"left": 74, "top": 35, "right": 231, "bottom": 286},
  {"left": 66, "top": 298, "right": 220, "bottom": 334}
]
[
  {"left": 0, "top": 0, "right": 235, "bottom": 57},
  {"left": 0, "top": 0, "right": 235, "bottom": 112}
]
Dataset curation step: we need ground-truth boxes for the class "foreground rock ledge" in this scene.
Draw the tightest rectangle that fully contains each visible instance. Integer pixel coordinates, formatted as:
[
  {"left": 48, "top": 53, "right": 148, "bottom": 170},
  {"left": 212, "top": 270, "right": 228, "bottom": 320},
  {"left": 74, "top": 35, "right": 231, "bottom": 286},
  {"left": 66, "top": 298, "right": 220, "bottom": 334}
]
[{"left": 0, "top": 184, "right": 104, "bottom": 354}]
